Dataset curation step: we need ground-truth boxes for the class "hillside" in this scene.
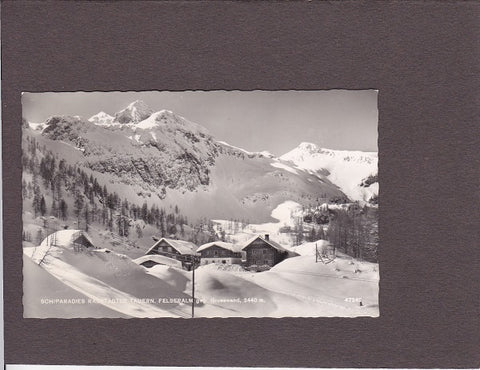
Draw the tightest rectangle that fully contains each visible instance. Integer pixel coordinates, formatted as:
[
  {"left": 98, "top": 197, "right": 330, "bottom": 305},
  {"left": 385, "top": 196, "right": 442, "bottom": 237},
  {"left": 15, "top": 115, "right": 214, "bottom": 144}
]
[{"left": 21, "top": 133, "right": 221, "bottom": 259}]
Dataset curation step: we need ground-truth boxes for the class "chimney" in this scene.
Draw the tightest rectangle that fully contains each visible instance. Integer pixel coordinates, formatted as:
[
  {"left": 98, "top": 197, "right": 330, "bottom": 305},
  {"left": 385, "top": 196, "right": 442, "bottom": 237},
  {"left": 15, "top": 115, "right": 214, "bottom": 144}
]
[{"left": 265, "top": 234, "right": 269, "bottom": 241}]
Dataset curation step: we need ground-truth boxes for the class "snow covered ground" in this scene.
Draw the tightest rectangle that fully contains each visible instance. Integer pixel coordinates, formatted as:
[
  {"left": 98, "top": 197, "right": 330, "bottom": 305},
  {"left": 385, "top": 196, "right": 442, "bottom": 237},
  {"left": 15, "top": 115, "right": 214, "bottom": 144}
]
[
  {"left": 23, "top": 243, "right": 193, "bottom": 318},
  {"left": 23, "top": 234, "right": 378, "bottom": 318},
  {"left": 23, "top": 193, "right": 377, "bottom": 319},
  {"left": 22, "top": 198, "right": 378, "bottom": 318},
  {"left": 192, "top": 239, "right": 378, "bottom": 318}
]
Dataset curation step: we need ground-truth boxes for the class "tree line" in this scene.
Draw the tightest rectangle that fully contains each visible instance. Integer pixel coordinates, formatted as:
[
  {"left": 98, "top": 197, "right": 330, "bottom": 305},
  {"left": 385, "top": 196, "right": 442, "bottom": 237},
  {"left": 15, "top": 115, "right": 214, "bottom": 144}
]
[{"left": 326, "top": 205, "right": 378, "bottom": 262}]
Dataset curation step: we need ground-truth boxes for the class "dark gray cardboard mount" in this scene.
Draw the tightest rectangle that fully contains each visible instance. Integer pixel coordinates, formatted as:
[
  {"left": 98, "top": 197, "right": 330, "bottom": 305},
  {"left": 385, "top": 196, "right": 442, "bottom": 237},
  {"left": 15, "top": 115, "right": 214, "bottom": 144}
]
[{"left": 2, "top": 1, "right": 479, "bottom": 368}]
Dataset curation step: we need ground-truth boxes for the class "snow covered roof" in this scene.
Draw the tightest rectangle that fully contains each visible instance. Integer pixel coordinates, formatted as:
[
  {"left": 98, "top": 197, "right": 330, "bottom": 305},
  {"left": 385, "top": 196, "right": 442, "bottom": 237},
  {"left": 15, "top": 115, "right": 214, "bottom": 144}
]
[
  {"left": 196, "top": 241, "right": 243, "bottom": 253},
  {"left": 133, "top": 254, "right": 182, "bottom": 268},
  {"left": 40, "top": 229, "right": 94, "bottom": 248},
  {"left": 241, "top": 235, "right": 290, "bottom": 253},
  {"left": 146, "top": 237, "right": 197, "bottom": 255}
]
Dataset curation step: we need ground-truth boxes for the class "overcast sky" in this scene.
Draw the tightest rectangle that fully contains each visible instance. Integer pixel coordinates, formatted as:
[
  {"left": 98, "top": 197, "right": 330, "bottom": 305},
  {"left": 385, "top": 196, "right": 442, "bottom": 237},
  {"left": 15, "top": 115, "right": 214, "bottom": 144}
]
[{"left": 22, "top": 90, "right": 378, "bottom": 155}]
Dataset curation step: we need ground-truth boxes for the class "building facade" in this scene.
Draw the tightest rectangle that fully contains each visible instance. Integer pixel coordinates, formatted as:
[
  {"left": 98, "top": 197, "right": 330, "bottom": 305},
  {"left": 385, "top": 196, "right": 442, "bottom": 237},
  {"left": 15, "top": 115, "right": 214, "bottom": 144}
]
[
  {"left": 197, "top": 242, "right": 243, "bottom": 265},
  {"left": 242, "top": 234, "right": 290, "bottom": 269}
]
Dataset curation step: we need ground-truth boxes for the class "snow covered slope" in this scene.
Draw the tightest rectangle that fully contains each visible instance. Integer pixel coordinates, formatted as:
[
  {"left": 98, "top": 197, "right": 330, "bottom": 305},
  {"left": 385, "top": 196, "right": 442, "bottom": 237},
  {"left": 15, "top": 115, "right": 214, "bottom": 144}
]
[
  {"left": 193, "top": 246, "right": 379, "bottom": 317},
  {"left": 29, "top": 103, "right": 348, "bottom": 222},
  {"left": 281, "top": 142, "right": 378, "bottom": 203},
  {"left": 23, "top": 242, "right": 192, "bottom": 318},
  {"left": 23, "top": 236, "right": 378, "bottom": 318}
]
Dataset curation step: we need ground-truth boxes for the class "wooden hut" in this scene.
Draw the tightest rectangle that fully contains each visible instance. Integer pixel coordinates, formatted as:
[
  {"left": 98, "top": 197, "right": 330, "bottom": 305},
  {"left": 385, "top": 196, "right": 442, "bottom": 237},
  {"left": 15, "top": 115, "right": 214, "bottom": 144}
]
[
  {"left": 145, "top": 237, "right": 198, "bottom": 269},
  {"left": 242, "top": 234, "right": 290, "bottom": 269},
  {"left": 40, "top": 229, "right": 96, "bottom": 252}
]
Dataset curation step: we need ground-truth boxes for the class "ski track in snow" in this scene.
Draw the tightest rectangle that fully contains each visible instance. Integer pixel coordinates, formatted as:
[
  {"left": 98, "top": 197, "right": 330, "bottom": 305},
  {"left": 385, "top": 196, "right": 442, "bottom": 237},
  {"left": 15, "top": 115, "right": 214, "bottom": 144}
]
[{"left": 24, "top": 250, "right": 190, "bottom": 318}]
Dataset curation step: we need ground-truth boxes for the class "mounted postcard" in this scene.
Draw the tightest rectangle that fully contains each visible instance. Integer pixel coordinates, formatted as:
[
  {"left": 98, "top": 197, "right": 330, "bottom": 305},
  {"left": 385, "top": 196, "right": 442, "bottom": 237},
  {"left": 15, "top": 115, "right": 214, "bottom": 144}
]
[{"left": 21, "top": 90, "right": 379, "bottom": 318}]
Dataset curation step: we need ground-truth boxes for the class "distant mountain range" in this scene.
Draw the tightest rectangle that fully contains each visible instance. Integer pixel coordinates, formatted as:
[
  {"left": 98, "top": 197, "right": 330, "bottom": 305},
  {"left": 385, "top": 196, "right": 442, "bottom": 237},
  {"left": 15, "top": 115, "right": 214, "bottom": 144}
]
[
  {"left": 24, "top": 100, "right": 378, "bottom": 222},
  {"left": 281, "top": 142, "right": 378, "bottom": 203}
]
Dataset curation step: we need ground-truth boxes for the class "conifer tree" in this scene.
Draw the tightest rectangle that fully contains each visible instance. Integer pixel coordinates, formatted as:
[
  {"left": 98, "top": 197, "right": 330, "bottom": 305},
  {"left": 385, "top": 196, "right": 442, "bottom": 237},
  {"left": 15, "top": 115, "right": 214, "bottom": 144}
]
[
  {"left": 39, "top": 196, "right": 47, "bottom": 216},
  {"left": 84, "top": 203, "right": 90, "bottom": 231},
  {"left": 74, "top": 191, "right": 84, "bottom": 227},
  {"left": 51, "top": 199, "right": 58, "bottom": 217},
  {"left": 59, "top": 199, "right": 68, "bottom": 220},
  {"left": 32, "top": 180, "right": 42, "bottom": 217}
]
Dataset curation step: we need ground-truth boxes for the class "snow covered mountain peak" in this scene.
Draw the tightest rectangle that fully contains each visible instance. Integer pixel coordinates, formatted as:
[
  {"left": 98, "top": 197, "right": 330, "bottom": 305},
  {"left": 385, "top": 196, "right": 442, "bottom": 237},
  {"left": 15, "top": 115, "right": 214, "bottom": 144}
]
[
  {"left": 127, "top": 99, "right": 151, "bottom": 110},
  {"left": 157, "top": 108, "right": 175, "bottom": 115},
  {"left": 147, "top": 109, "right": 183, "bottom": 124},
  {"left": 114, "top": 100, "right": 154, "bottom": 124},
  {"left": 281, "top": 143, "right": 378, "bottom": 203},
  {"left": 135, "top": 109, "right": 209, "bottom": 136},
  {"left": 296, "top": 142, "right": 320, "bottom": 154},
  {"left": 88, "top": 111, "right": 114, "bottom": 126}
]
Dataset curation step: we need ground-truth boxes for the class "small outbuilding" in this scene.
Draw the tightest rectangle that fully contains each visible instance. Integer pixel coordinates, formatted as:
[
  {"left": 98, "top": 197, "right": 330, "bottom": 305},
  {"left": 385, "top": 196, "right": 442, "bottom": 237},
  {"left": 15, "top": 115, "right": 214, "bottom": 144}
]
[
  {"left": 196, "top": 241, "right": 243, "bottom": 265},
  {"left": 40, "top": 229, "right": 96, "bottom": 252},
  {"left": 133, "top": 254, "right": 183, "bottom": 269},
  {"left": 242, "top": 234, "right": 291, "bottom": 269}
]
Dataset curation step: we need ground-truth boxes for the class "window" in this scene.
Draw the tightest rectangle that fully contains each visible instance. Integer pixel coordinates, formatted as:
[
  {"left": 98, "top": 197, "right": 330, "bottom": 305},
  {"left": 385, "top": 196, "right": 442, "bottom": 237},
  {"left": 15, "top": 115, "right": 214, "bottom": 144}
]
[
  {"left": 214, "top": 250, "right": 218, "bottom": 256},
  {"left": 263, "top": 249, "right": 266, "bottom": 255}
]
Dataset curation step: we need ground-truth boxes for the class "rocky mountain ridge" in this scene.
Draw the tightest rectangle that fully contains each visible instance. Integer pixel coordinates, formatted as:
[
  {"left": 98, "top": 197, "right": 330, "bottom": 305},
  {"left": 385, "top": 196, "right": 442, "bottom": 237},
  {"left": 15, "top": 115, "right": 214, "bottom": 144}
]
[{"left": 25, "top": 101, "right": 376, "bottom": 221}]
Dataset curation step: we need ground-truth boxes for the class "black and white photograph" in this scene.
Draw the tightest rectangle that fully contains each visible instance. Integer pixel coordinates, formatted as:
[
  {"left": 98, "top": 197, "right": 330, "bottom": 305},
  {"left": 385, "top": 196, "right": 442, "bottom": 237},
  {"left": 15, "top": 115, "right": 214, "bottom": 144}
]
[{"left": 21, "top": 90, "right": 379, "bottom": 318}]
